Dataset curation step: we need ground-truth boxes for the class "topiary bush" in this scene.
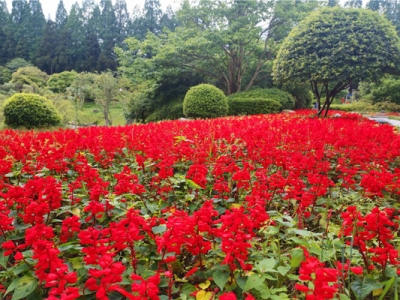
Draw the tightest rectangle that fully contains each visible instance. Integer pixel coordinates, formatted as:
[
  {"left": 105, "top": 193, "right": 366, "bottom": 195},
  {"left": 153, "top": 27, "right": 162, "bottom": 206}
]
[
  {"left": 183, "top": 84, "right": 228, "bottom": 118},
  {"left": 228, "top": 97, "right": 281, "bottom": 115},
  {"left": 229, "top": 88, "right": 295, "bottom": 110},
  {"left": 3, "top": 93, "right": 62, "bottom": 129}
]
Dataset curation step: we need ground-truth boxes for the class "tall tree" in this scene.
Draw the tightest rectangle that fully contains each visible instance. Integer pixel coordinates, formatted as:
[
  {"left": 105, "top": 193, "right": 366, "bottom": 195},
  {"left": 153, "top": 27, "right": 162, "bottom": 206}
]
[
  {"left": 55, "top": 0, "right": 68, "bottom": 29},
  {"left": 36, "top": 20, "right": 58, "bottom": 74},
  {"left": 114, "top": 0, "right": 130, "bottom": 43},
  {"left": 132, "top": 0, "right": 163, "bottom": 40},
  {"left": 27, "top": 0, "right": 46, "bottom": 61},
  {"left": 142, "top": 0, "right": 162, "bottom": 34},
  {"left": 10, "top": 0, "right": 31, "bottom": 61},
  {"left": 0, "top": 0, "right": 10, "bottom": 65},
  {"left": 94, "top": 71, "right": 119, "bottom": 126},
  {"left": 0, "top": 0, "right": 8, "bottom": 24},
  {"left": 98, "top": 0, "right": 117, "bottom": 71},
  {"left": 327, "top": 0, "right": 339, "bottom": 6},
  {"left": 159, "top": 5, "right": 179, "bottom": 32},
  {"left": 65, "top": 3, "right": 85, "bottom": 71},
  {"left": 344, "top": 0, "right": 363, "bottom": 8}
]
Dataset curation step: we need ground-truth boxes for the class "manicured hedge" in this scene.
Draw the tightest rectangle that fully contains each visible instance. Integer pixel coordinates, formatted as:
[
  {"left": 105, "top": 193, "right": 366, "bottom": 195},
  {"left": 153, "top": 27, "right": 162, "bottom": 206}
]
[
  {"left": 228, "top": 97, "right": 281, "bottom": 115},
  {"left": 229, "top": 88, "right": 295, "bottom": 110}
]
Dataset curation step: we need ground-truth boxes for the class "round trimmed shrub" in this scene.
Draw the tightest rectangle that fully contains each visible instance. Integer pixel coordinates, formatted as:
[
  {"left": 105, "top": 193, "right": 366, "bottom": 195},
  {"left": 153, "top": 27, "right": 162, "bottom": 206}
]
[
  {"left": 183, "top": 84, "right": 228, "bottom": 118},
  {"left": 3, "top": 93, "right": 62, "bottom": 129},
  {"left": 228, "top": 97, "right": 281, "bottom": 115}
]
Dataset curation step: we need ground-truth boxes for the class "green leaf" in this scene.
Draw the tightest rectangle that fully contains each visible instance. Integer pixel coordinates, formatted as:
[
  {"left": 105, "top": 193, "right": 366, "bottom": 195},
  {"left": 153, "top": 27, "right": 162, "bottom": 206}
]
[
  {"left": 339, "top": 294, "right": 351, "bottom": 300},
  {"left": 289, "top": 229, "right": 320, "bottom": 237},
  {"left": 263, "top": 226, "right": 279, "bottom": 235},
  {"left": 244, "top": 274, "right": 264, "bottom": 292},
  {"left": 12, "top": 263, "right": 31, "bottom": 275},
  {"left": 351, "top": 278, "right": 383, "bottom": 300},
  {"left": 257, "top": 258, "right": 276, "bottom": 271},
  {"left": 152, "top": 225, "right": 167, "bottom": 234},
  {"left": 277, "top": 266, "right": 291, "bottom": 276},
  {"left": 186, "top": 179, "right": 203, "bottom": 189},
  {"left": 8, "top": 276, "right": 38, "bottom": 300},
  {"left": 212, "top": 266, "right": 230, "bottom": 290},
  {"left": 181, "top": 283, "right": 197, "bottom": 295},
  {"left": 289, "top": 237, "right": 309, "bottom": 246},
  {"left": 0, "top": 250, "right": 7, "bottom": 268},
  {"left": 378, "top": 277, "right": 395, "bottom": 300},
  {"left": 290, "top": 248, "right": 304, "bottom": 268}
]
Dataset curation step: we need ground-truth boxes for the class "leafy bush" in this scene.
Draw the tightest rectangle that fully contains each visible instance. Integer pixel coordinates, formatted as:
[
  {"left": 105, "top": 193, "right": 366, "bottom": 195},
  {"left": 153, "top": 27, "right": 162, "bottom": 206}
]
[
  {"left": 3, "top": 93, "right": 62, "bottom": 129},
  {"left": 11, "top": 66, "right": 49, "bottom": 89},
  {"left": 368, "top": 76, "right": 400, "bottom": 105},
  {"left": 228, "top": 97, "right": 281, "bottom": 115},
  {"left": 47, "top": 71, "right": 77, "bottom": 93},
  {"left": 146, "top": 97, "right": 184, "bottom": 122},
  {"left": 229, "top": 88, "right": 294, "bottom": 110},
  {"left": 183, "top": 84, "right": 228, "bottom": 118},
  {"left": 281, "top": 82, "right": 313, "bottom": 109},
  {"left": 5, "top": 58, "right": 32, "bottom": 72},
  {"left": 373, "top": 101, "right": 400, "bottom": 112}
]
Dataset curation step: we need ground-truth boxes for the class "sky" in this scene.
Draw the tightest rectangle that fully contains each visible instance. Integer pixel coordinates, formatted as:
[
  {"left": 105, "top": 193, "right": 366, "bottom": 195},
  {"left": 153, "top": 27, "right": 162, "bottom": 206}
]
[{"left": 4, "top": 0, "right": 180, "bottom": 20}]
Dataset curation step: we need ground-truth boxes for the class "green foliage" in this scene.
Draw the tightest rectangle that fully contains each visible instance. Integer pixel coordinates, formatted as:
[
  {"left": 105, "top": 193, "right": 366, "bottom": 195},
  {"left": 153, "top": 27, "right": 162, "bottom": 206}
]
[
  {"left": 330, "top": 102, "right": 376, "bottom": 112},
  {"left": 228, "top": 97, "right": 281, "bottom": 116},
  {"left": 11, "top": 66, "right": 49, "bottom": 90},
  {"left": 0, "top": 66, "right": 12, "bottom": 84},
  {"left": 280, "top": 82, "right": 313, "bottom": 109},
  {"left": 146, "top": 97, "right": 184, "bottom": 122},
  {"left": 183, "top": 84, "right": 228, "bottom": 118},
  {"left": 47, "top": 71, "right": 77, "bottom": 93},
  {"left": 46, "top": 93, "right": 76, "bottom": 125},
  {"left": 230, "top": 88, "right": 294, "bottom": 110},
  {"left": 117, "top": 0, "right": 319, "bottom": 96},
  {"left": 94, "top": 71, "right": 119, "bottom": 126},
  {"left": 5, "top": 58, "right": 32, "bottom": 72},
  {"left": 3, "top": 93, "right": 62, "bottom": 129},
  {"left": 373, "top": 101, "right": 400, "bottom": 112},
  {"left": 273, "top": 7, "right": 400, "bottom": 116},
  {"left": 368, "top": 76, "right": 400, "bottom": 105}
]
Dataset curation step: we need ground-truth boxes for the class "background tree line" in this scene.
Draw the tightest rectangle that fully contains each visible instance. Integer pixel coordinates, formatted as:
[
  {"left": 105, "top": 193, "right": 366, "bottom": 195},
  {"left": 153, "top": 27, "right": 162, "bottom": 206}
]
[{"left": 0, "top": 0, "right": 177, "bottom": 74}]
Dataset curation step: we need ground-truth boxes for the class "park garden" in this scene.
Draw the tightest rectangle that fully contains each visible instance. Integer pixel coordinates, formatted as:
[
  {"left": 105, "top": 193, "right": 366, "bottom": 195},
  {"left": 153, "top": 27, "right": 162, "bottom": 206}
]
[{"left": 1, "top": 0, "right": 400, "bottom": 299}]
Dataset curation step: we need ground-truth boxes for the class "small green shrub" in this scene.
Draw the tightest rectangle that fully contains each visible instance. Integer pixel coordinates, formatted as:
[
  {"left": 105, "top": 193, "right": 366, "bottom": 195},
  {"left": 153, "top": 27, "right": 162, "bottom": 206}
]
[
  {"left": 3, "top": 93, "right": 62, "bottom": 129},
  {"left": 373, "top": 101, "right": 400, "bottom": 112},
  {"left": 183, "top": 84, "right": 228, "bottom": 118},
  {"left": 228, "top": 97, "right": 281, "bottom": 115},
  {"left": 146, "top": 97, "right": 184, "bottom": 122},
  {"left": 47, "top": 71, "right": 77, "bottom": 93},
  {"left": 229, "top": 88, "right": 294, "bottom": 110}
]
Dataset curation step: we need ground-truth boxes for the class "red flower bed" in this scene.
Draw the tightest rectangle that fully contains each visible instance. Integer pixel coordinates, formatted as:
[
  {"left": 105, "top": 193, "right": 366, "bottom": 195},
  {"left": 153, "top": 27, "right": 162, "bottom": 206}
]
[{"left": 0, "top": 111, "right": 399, "bottom": 299}]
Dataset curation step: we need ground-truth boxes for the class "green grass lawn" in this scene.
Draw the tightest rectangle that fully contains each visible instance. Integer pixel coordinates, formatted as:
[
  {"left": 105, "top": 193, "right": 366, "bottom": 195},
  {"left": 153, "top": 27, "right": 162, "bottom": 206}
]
[{"left": 81, "top": 101, "right": 127, "bottom": 126}]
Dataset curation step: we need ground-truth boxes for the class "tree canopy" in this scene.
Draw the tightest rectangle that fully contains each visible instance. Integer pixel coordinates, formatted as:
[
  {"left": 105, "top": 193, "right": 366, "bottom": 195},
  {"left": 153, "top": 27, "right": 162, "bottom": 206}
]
[
  {"left": 117, "top": 0, "right": 319, "bottom": 95},
  {"left": 273, "top": 7, "right": 400, "bottom": 116}
]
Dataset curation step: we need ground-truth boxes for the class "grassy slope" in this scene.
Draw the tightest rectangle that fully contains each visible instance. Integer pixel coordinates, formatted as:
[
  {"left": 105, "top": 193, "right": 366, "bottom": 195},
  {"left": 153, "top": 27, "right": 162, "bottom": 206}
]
[{"left": 81, "top": 101, "right": 126, "bottom": 126}]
